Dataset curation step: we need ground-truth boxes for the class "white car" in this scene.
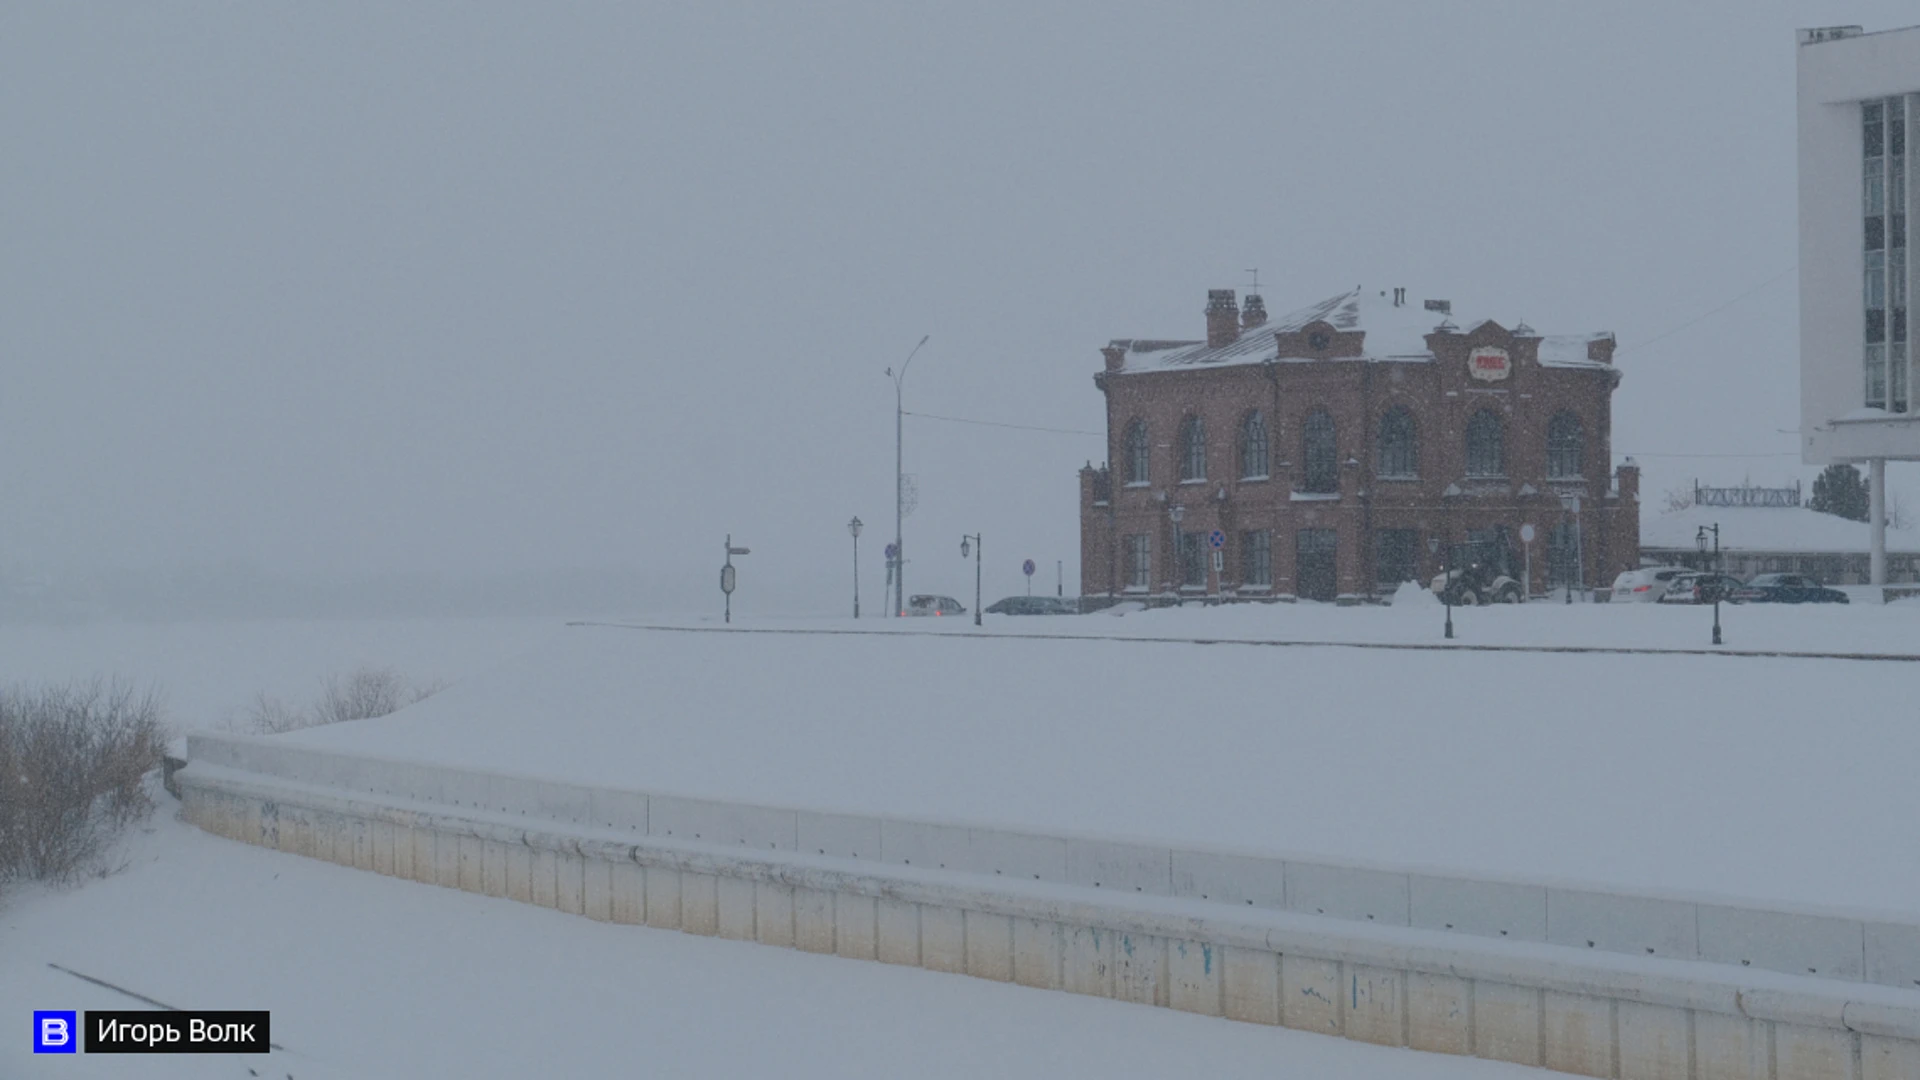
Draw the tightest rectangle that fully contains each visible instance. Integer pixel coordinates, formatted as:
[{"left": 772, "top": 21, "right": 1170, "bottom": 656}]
[
  {"left": 904, "top": 594, "right": 967, "bottom": 617},
  {"left": 1609, "top": 566, "right": 1692, "bottom": 602}
]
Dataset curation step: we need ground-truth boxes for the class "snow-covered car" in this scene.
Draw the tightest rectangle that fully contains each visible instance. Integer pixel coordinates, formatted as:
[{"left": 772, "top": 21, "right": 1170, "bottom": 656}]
[
  {"left": 984, "top": 596, "right": 1074, "bottom": 615},
  {"left": 904, "top": 594, "right": 967, "bottom": 616},
  {"left": 1655, "top": 572, "right": 1745, "bottom": 605},
  {"left": 1609, "top": 565, "right": 1691, "bottom": 602},
  {"left": 1729, "top": 573, "right": 1850, "bottom": 604}
]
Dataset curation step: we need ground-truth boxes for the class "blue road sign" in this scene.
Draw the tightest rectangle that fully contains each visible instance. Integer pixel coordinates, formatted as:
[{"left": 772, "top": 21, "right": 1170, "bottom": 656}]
[
  {"left": 884, "top": 543, "right": 898, "bottom": 560},
  {"left": 1208, "top": 530, "right": 1226, "bottom": 549},
  {"left": 1022, "top": 559, "right": 1035, "bottom": 576}
]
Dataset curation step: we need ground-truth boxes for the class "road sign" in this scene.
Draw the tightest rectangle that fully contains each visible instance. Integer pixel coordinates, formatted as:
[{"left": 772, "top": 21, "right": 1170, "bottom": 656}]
[
  {"left": 884, "top": 543, "right": 898, "bottom": 560},
  {"left": 1211, "top": 550, "right": 1224, "bottom": 572},
  {"left": 720, "top": 564, "right": 735, "bottom": 595},
  {"left": 1519, "top": 523, "right": 1536, "bottom": 544},
  {"left": 1022, "top": 559, "right": 1035, "bottom": 576},
  {"left": 1208, "top": 529, "right": 1225, "bottom": 549}
]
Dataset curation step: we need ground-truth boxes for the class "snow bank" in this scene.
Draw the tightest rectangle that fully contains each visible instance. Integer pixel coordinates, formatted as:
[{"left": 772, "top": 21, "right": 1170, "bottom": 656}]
[{"left": 284, "top": 622, "right": 1920, "bottom": 912}]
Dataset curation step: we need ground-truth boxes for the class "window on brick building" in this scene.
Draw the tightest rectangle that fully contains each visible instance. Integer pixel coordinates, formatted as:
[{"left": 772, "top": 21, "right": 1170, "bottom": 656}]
[
  {"left": 1301, "top": 409, "right": 1337, "bottom": 493},
  {"left": 1377, "top": 407, "right": 1416, "bottom": 478},
  {"left": 1124, "top": 534, "right": 1150, "bottom": 589},
  {"left": 1179, "top": 531, "right": 1206, "bottom": 588},
  {"left": 1239, "top": 411, "right": 1269, "bottom": 479},
  {"left": 1466, "top": 409, "right": 1506, "bottom": 478},
  {"left": 1179, "top": 415, "right": 1207, "bottom": 482},
  {"left": 1241, "top": 529, "right": 1272, "bottom": 586},
  {"left": 1374, "top": 529, "right": 1419, "bottom": 587},
  {"left": 1124, "top": 421, "right": 1150, "bottom": 485},
  {"left": 1547, "top": 412, "right": 1584, "bottom": 478}
]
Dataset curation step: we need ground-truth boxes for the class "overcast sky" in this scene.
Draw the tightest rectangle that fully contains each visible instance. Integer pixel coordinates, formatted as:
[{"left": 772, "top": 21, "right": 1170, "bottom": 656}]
[{"left": 3, "top": 2, "right": 1914, "bottom": 614}]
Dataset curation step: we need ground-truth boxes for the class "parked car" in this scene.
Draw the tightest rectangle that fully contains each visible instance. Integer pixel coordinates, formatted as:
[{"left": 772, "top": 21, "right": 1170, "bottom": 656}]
[
  {"left": 985, "top": 596, "right": 1076, "bottom": 615},
  {"left": 1655, "top": 572, "right": 1746, "bottom": 605},
  {"left": 904, "top": 594, "right": 967, "bottom": 616},
  {"left": 1730, "top": 573, "right": 1850, "bottom": 604},
  {"left": 1609, "top": 565, "right": 1692, "bottom": 602}
]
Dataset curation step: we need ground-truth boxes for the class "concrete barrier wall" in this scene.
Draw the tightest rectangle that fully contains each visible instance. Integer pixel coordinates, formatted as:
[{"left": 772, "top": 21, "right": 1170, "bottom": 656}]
[
  {"left": 176, "top": 752, "right": 1920, "bottom": 1080},
  {"left": 190, "top": 751, "right": 1920, "bottom": 1079},
  {"left": 183, "top": 732, "right": 1920, "bottom": 994}
]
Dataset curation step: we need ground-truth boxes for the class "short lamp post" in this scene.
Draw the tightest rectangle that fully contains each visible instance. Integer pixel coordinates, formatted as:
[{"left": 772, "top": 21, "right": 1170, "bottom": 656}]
[
  {"left": 960, "top": 533, "right": 982, "bottom": 627},
  {"left": 1696, "top": 523, "right": 1722, "bottom": 646},
  {"left": 1428, "top": 535, "right": 1453, "bottom": 640},
  {"left": 848, "top": 516, "right": 863, "bottom": 619},
  {"left": 1169, "top": 503, "right": 1186, "bottom": 594}
]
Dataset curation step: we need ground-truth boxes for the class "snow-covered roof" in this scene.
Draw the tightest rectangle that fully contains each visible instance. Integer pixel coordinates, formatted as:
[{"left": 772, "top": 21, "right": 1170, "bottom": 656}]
[
  {"left": 1640, "top": 504, "right": 1920, "bottom": 553},
  {"left": 1110, "top": 287, "right": 1613, "bottom": 374}
]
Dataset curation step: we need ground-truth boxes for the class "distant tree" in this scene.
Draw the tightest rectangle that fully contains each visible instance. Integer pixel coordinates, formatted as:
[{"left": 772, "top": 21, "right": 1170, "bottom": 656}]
[
  {"left": 1662, "top": 486, "right": 1694, "bottom": 513},
  {"left": 1809, "top": 464, "right": 1869, "bottom": 522}
]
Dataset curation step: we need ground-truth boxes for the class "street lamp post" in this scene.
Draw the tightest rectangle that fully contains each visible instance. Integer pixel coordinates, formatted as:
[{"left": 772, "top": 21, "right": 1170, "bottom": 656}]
[
  {"left": 1696, "top": 523, "right": 1722, "bottom": 646},
  {"left": 887, "top": 335, "right": 930, "bottom": 617},
  {"left": 848, "top": 516, "right": 863, "bottom": 619},
  {"left": 1428, "top": 535, "right": 1453, "bottom": 639},
  {"left": 1169, "top": 503, "right": 1186, "bottom": 596},
  {"left": 960, "top": 533, "right": 982, "bottom": 627}
]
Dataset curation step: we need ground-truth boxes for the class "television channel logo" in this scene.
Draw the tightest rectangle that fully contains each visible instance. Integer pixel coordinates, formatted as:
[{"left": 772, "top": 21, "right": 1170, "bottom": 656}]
[{"left": 34, "top": 1010, "right": 78, "bottom": 1053}]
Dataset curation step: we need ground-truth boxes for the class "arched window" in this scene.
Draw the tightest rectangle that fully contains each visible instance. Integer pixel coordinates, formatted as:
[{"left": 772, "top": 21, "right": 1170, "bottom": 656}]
[
  {"left": 1466, "top": 410, "right": 1506, "bottom": 478},
  {"left": 1179, "top": 415, "right": 1207, "bottom": 482},
  {"left": 1547, "top": 411, "right": 1584, "bottom": 478},
  {"left": 1377, "top": 407, "right": 1417, "bottom": 478},
  {"left": 1124, "top": 420, "right": 1150, "bottom": 485},
  {"left": 1301, "top": 409, "right": 1338, "bottom": 493},
  {"left": 1239, "top": 411, "right": 1269, "bottom": 479}
]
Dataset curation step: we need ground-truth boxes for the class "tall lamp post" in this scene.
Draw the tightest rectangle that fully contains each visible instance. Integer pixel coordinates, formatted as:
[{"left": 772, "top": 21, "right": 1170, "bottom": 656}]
[
  {"left": 960, "top": 533, "right": 982, "bottom": 626},
  {"left": 1696, "top": 523, "right": 1722, "bottom": 646},
  {"left": 1169, "top": 503, "right": 1186, "bottom": 595},
  {"left": 886, "top": 335, "right": 930, "bottom": 617},
  {"left": 1428, "top": 536, "right": 1454, "bottom": 639},
  {"left": 848, "top": 516, "right": 863, "bottom": 619}
]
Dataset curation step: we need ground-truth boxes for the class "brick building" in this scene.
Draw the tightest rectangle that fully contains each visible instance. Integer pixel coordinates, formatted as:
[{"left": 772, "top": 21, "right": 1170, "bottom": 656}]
[{"left": 1078, "top": 286, "right": 1640, "bottom": 602}]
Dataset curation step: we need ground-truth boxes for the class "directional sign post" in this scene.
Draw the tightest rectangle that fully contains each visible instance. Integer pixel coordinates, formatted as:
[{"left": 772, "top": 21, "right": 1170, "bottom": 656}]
[
  {"left": 722, "top": 534, "right": 750, "bottom": 624},
  {"left": 1023, "top": 558, "right": 1035, "bottom": 595}
]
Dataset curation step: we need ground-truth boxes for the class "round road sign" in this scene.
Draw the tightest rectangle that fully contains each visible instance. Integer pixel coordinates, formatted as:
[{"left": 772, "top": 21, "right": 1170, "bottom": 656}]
[
  {"left": 884, "top": 543, "right": 898, "bottom": 559},
  {"left": 1022, "top": 559, "right": 1035, "bottom": 576},
  {"left": 1519, "top": 524, "right": 1536, "bottom": 544},
  {"left": 1208, "top": 529, "right": 1226, "bottom": 549}
]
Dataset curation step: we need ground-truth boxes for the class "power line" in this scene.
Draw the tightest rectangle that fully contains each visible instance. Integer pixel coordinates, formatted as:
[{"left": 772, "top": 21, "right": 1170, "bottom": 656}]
[
  {"left": 1620, "top": 264, "right": 1797, "bottom": 356},
  {"left": 903, "top": 410, "right": 1103, "bottom": 437},
  {"left": 1625, "top": 451, "right": 1800, "bottom": 459}
]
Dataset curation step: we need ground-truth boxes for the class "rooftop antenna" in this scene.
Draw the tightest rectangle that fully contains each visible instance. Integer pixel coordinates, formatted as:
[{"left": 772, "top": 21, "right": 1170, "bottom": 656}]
[{"left": 1245, "top": 268, "right": 1260, "bottom": 294}]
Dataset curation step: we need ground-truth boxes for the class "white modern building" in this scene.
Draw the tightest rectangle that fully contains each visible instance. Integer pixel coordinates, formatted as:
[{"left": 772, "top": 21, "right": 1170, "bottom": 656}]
[{"left": 1797, "top": 23, "right": 1920, "bottom": 584}]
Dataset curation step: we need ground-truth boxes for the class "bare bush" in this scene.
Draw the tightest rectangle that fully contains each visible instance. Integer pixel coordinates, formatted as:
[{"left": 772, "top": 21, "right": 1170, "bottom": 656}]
[
  {"left": 238, "top": 666, "right": 444, "bottom": 734},
  {"left": 0, "top": 680, "right": 168, "bottom": 888}
]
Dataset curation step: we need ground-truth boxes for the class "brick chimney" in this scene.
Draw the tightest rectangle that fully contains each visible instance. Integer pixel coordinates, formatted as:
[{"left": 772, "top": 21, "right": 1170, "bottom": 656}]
[
  {"left": 1241, "top": 293, "right": 1267, "bottom": 329},
  {"left": 1205, "top": 289, "right": 1240, "bottom": 348},
  {"left": 1101, "top": 344, "right": 1127, "bottom": 372},
  {"left": 1615, "top": 458, "right": 1640, "bottom": 502}
]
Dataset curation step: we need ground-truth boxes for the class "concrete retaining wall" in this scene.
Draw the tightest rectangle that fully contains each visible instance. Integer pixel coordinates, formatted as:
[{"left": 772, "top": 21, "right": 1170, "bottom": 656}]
[{"left": 179, "top": 733, "right": 1920, "bottom": 1079}]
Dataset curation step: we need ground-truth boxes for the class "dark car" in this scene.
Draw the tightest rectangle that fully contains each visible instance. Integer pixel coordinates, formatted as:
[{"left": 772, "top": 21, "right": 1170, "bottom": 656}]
[
  {"left": 985, "top": 596, "right": 1073, "bottom": 615},
  {"left": 1655, "top": 572, "right": 1746, "bottom": 605},
  {"left": 1729, "top": 573, "right": 1850, "bottom": 604}
]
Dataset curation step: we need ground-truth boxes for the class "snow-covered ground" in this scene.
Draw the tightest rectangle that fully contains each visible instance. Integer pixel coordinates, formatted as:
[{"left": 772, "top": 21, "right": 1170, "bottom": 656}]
[
  {"left": 0, "top": 802, "right": 1542, "bottom": 1079},
  {"left": 0, "top": 616, "right": 566, "bottom": 731},
  {"left": 282, "top": 614, "right": 1920, "bottom": 916},
  {"left": 735, "top": 588, "right": 1920, "bottom": 654}
]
